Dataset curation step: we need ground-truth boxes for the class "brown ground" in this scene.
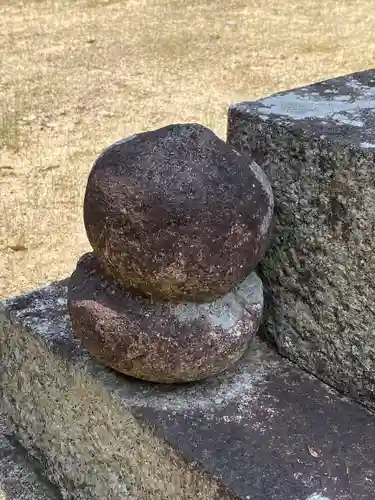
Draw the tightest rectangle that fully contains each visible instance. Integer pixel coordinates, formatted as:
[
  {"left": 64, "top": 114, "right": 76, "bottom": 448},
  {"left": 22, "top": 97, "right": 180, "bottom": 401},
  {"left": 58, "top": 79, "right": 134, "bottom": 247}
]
[{"left": 0, "top": 0, "right": 374, "bottom": 299}]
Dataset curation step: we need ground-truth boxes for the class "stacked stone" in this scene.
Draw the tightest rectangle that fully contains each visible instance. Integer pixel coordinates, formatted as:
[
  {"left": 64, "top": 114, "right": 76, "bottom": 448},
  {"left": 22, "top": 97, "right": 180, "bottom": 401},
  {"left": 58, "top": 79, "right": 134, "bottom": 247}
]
[{"left": 67, "top": 124, "right": 274, "bottom": 383}]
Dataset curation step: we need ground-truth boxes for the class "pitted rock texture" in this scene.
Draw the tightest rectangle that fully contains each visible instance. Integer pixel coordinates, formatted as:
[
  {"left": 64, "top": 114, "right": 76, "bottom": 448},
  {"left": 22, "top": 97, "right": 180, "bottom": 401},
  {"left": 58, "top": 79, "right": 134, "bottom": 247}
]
[
  {"left": 83, "top": 123, "right": 273, "bottom": 302},
  {"left": 67, "top": 252, "right": 263, "bottom": 383},
  {"left": 227, "top": 68, "right": 375, "bottom": 408},
  {"left": 0, "top": 405, "right": 62, "bottom": 500}
]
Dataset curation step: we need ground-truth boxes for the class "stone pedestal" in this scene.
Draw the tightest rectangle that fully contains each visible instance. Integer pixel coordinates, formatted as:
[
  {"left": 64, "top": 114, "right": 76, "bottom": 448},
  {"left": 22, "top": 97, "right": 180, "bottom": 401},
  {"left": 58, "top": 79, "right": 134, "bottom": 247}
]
[
  {"left": 2, "top": 281, "right": 375, "bottom": 500},
  {"left": 227, "top": 68, "right": 375, "bottom": 410}
]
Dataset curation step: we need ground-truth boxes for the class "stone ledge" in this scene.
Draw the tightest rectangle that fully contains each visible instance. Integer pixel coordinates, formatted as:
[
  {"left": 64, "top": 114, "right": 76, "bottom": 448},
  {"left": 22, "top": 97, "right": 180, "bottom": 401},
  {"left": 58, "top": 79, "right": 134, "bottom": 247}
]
[
  {"left": 228, "top": 68, "right": 375, "bottom": 148},
  {"left": 1, "top": 280, "right": 375, "bottom": 499},
  {"left": 227, "top": 68, "right": 375, "bottom": 410}
]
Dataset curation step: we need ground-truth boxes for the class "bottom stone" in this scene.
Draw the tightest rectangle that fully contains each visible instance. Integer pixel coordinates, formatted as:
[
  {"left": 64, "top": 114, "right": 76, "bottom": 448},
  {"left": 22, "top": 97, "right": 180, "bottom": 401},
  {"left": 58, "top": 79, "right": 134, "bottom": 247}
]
[{"left": 67, "top": 252, "right": 263, "bottom": 383}]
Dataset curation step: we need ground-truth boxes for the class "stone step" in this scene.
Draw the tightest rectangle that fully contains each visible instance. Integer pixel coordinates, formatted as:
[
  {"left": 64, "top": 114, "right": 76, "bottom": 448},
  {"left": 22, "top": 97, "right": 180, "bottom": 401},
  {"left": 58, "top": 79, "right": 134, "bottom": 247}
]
[
  {"left": 1, "top": 279, "right": 375, "bottom": 500},
  {"left": 0, "top": 404, "right": 62, "bottom": 500}
]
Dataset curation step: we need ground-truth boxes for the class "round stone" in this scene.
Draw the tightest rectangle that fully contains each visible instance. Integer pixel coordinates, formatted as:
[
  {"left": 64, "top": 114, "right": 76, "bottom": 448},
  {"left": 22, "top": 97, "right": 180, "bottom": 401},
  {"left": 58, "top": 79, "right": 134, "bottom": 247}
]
[
  {"left": 83, "top": 123, "right": 273, "bottom": 302},
  {"left": 67, "top": 252, "right": 264, "bottom": 383}
]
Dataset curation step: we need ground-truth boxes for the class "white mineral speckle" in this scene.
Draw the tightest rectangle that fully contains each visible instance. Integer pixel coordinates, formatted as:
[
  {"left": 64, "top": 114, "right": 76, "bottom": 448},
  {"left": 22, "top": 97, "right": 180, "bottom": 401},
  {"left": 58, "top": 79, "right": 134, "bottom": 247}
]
[
  {"left": 334, "top": 95, "right": 351, "bottom": 102},
  {"left": 306, "top": 494, "right": 331, "bottom": 500},
  {"left": 360, "top": 142, "right": 375, "bottom": 149},
  {"left": 346, "top": 77, "right": 367, "bottom": 90}
]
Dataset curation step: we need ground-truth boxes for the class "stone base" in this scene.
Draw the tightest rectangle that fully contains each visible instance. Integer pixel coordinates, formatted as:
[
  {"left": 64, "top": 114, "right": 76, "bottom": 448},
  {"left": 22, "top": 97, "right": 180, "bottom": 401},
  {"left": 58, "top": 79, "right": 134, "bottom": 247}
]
[
  {"left": 227, "top": 68, "right": 375, "bottom": 411},
  {"left": 2, "top": 280, "right": 375, "bottom": 499}
]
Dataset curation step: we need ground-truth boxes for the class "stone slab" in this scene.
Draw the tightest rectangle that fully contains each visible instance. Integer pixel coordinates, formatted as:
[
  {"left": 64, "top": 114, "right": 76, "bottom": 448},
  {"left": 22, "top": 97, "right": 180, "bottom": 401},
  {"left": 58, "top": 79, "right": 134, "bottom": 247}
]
[
  {"left": 1, "top": 281, "right": 375, "bottom": 499},
  {"left": 0, "top": 401, "right": 62, "bottom": 500},
  {"left": 227, "top": 68, "right": 375, "bottom": 410}
]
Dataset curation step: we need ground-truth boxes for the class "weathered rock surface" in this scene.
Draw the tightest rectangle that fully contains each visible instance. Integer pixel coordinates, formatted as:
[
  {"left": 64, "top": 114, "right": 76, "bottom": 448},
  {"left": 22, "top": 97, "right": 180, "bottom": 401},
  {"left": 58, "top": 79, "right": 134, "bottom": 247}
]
[
  {"left": 2, "top": 280, "right": 375, "bottom": 500},
  {"left": 67, "top": 252, "right": 263, "bottom": 383},
  {"left": 227, "top": 68, "right": 375, "bottom": 409},
  {"left": 84, "top": 123, "right": 273, "bottom": 302},
  {"left": 0, "top": 403, "right": 62, "bottom": 500}
]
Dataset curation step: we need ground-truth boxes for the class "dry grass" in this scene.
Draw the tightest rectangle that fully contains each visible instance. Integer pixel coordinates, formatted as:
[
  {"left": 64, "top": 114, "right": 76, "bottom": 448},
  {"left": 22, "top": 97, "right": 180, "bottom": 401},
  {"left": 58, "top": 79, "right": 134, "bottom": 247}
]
[{"left": 0, "top": 0, "right": 374, "bottom": 299}]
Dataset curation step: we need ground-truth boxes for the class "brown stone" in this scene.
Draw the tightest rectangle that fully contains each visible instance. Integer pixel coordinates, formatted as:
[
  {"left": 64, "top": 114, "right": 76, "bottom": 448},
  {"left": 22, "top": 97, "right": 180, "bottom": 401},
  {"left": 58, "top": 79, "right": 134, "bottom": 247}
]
[
  {"left": 67, "top": 252, "right": 263, "bottom": 383},
  {"left": 83, "top": 123, "right": 273, "bottom": 302}
]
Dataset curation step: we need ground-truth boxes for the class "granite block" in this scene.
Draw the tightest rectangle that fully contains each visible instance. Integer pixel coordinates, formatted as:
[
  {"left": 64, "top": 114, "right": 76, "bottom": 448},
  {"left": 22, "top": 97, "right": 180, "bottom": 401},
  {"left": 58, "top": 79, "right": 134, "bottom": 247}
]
[{"left": 227, "top": 68, "right": 375, "bottom": 410}]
